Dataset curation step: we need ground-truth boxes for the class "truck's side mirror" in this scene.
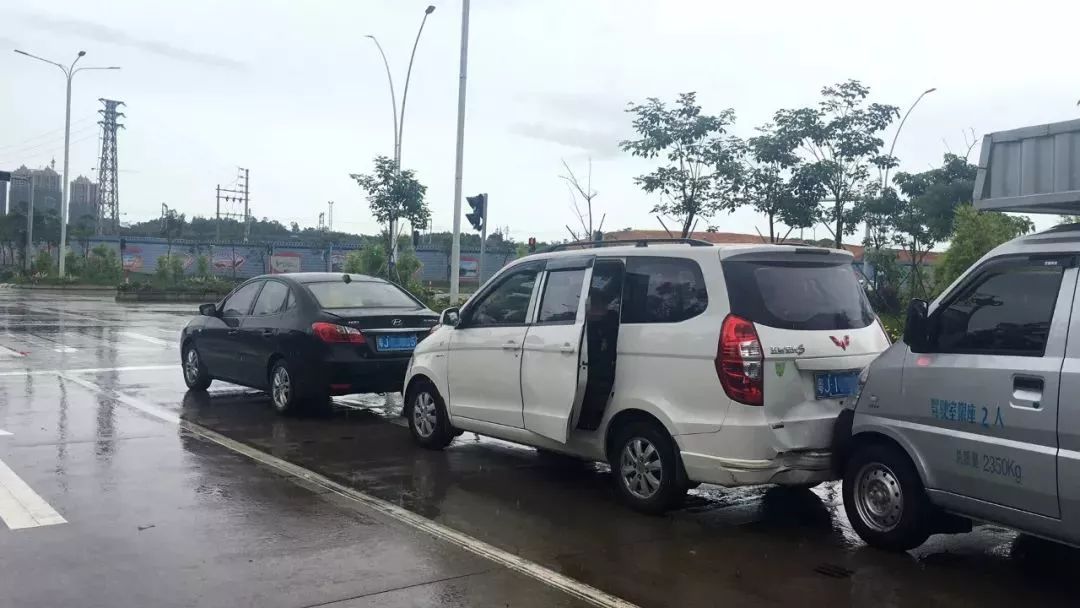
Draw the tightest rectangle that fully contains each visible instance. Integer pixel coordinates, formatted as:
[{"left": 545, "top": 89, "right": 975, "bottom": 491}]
[
  {"left": 903, "top": 299, "right": 930, "bottom": 351},
  {"left": 199, "top": 303, "right": 219, "bottom": 317},
  {"left": 440, "top": 307, "right": 460, "bottom": 328}
]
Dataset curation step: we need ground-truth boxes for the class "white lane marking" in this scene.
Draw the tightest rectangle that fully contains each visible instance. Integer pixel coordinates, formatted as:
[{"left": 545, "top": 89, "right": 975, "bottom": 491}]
[
  {"left": 0, "top": 429, "right": 11, "bottom": 437},
  {"left": 53, "top": 346, "right": 77, "bottom": 353},
  {"left": 120, "top": 331, "right": 175, "bottom": 347},
  {"left": 0, "top": 365, "right": 175, "bottom": 378},
  {"left": 0, "top": 345, "right": 25, "bottom": 359},
  {"left": 68, "top": 375, "right": 637, "bottom": 608},
  {"left": 0, "top": 458, "right": 67, "bottom": 530},
  {"left": 58, "top": 374, "right": 181, "bottom": 425}
]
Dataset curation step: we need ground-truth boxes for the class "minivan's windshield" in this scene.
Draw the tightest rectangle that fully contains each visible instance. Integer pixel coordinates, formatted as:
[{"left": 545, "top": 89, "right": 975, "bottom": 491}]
[
  {"left": 306, "top": 281, "right": 420, "bottom": 309},
  {"left": 723, "top": 260, "right": 874, "bottom": 330}
]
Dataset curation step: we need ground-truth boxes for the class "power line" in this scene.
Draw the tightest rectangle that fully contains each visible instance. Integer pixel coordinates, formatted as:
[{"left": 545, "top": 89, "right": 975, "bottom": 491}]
[{"left": 0, "top": 115, "right": 98, "bottom": 152}]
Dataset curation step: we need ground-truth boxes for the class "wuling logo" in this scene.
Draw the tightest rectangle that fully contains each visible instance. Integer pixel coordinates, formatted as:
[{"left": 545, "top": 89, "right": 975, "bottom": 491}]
[{"left": 830, "top": 335, "right": 851, "bottom": 351}]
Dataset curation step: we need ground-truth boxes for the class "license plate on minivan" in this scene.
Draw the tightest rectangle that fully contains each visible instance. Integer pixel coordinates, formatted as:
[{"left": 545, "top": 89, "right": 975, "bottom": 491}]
[
  {"left": 376, "top": 334, "right": 417, "bottom": 352},
  {"left": 814, "top": 370, "right": 860, "bottom": 400}
]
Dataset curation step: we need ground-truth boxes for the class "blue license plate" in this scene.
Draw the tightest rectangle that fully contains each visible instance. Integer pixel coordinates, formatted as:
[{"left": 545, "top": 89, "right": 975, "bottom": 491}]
[
  {"left": 814, "top": 370, "right": 860, "bottom": 400},
  {"left": 376, "top": 334, "right": 417, "bottom": 352}
]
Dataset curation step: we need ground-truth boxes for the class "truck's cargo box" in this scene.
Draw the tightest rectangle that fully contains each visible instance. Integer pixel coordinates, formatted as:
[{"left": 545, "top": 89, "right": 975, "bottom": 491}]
[{"left": 973, "top": 118, "right": 1080, "bottom": 214}]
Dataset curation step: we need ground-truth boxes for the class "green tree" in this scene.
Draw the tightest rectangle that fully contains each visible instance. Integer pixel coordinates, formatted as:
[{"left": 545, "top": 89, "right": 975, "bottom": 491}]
[
  {"left": 620, "top": 92, "right": 744, "bottom": 237},
  {"left": 742, "top": 124, "right": 825, "bottom": 242},
  {"left": 890, "top": 154, "right": 978, "bottom": 298},
  {"left": 773, "top": 80, "right": 899, "bottom": 248},
  {"left": 351, "top": 156, "right": 431, "bottom": 277},
  {"left": 935, "top": 205, "right": 1034, "bottom": 291}
]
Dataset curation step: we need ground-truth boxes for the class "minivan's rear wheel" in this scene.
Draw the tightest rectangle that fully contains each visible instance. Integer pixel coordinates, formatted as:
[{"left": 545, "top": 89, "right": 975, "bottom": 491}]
[
  {"left": 609, "top": 420, "right": 686, "bottom": 514},
  {"left": 407, "top": 381, "right": 454, "bottom": 449},
  {"left": 182, "top": 344, "right": 212, "bottom": 391},
  {"left": 843, "top": 443, "right": 931, "bottom": 551}
]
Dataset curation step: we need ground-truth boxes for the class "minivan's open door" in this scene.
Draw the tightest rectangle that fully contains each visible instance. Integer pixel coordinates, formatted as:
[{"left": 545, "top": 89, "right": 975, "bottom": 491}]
[
  {"left": 521, "top": 257, "right": 593, "bottom": 443},
  {"left": 578, "top": 258, "right": 624, "bottom": 431}
]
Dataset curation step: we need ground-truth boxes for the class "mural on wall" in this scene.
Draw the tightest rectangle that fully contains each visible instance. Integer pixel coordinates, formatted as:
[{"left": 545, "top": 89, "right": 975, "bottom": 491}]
[
  {"left": 121, "top": 246, "right": 143, "bottom": 272},
  {"left": 460, "top": 256, "right": 479, "bottom": 281},
  {"left": 270, "top": 251, "right": 302, "bottom": 274},
  {"left": 213, "top": 251, "right": 246, "bottom": 272},
  {"left": 329, "top": 251, "right": 347, "bottom": 273}
]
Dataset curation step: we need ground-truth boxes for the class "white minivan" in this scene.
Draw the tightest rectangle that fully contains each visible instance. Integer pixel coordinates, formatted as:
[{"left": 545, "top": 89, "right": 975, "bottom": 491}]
[{"left": 404, "top": 240, "right": 890, "bottom": 512}]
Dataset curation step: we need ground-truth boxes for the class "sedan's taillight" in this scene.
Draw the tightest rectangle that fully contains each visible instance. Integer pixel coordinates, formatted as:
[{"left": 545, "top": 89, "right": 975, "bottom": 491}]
[
  {"left": 311, "top": 322, "right": 366, "bottom": 344},
  {"left": 716, "top": 314, "right": 763, "bottom": 406}
]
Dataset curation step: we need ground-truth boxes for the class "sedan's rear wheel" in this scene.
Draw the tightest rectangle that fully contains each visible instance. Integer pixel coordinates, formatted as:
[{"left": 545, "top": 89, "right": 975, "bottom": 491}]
[{"left": 182, "top": 344, "right": 212, "bottom": 391}]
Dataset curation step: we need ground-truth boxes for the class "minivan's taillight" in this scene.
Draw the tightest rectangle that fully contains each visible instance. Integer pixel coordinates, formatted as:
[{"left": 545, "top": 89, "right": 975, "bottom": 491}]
[
  {"left": 716, "top": 314, "right": 763, "bottom": 406},
  {"left": 311, "top": 322, "right": 366, "bottom": 344}
]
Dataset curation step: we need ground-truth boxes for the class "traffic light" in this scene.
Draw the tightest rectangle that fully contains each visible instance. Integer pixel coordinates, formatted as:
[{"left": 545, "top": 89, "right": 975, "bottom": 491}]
[
  {"left": 465, "top": 193, "right": 486, "bottom": 232},
  {"left": 528, "top": 237, "right": 536, "bottom": 253}
]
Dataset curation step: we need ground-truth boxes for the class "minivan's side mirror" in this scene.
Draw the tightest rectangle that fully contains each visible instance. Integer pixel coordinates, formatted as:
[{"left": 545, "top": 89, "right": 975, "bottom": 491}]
[
  {"left": 440, "top": 307, "right": 460, "bottom": 327},
  {"left": 199, "top": 303, "right": 219, "bottom": 317},
  {"left": 903, "top": 299, "right": 929, "bottom": 351}
]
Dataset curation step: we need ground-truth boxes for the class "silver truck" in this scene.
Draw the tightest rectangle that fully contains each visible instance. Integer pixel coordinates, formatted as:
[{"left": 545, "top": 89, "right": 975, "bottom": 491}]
[{"left": 835, "top": 118, "right": 1080, "bottom": 550}]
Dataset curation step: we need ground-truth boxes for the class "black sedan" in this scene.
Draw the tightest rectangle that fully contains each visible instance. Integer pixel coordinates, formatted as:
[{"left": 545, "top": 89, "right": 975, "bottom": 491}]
[{"left": 180, "top": 272, "right": 439, "bottom": 414}]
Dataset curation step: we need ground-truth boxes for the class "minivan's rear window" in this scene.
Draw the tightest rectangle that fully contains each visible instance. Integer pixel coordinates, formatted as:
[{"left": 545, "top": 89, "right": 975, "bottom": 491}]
[
  {"left": 307, "top": 281, "right": 420, "bottom": 309},
  {"left": 723, "top": 260, "right": 874, "bottom": 330}
]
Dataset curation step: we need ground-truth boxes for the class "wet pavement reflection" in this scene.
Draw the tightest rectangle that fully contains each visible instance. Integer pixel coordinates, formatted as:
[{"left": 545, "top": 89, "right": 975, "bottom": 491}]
[{"left": 2, "top": 290, "right": 1080, "bottom": 607}]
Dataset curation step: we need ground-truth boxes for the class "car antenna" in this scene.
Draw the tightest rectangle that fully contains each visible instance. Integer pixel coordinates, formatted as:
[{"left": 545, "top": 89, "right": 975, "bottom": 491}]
[{"left": 342, "top": 274, "right": 352, "bottom": 284}]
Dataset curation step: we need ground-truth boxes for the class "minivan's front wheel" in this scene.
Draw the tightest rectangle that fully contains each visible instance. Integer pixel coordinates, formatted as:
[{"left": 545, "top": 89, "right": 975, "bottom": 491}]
[
  {"left": 843, "top": 443, "right": 931, "bottom": 551},
  {"left": 609, "top": 420, "right": 686, "bottom": 515},
  {"left": 406, "top": 381, "right": 454, "bottom": 450}
]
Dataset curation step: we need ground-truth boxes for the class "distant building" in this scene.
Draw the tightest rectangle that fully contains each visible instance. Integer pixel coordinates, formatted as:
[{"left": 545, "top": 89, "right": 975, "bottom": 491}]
[
  {"left": 69, "top": 175, "right": 99, "bottom": 226},
  {"left": 5, "top": 162, "right": 62, "bottom": 216}
]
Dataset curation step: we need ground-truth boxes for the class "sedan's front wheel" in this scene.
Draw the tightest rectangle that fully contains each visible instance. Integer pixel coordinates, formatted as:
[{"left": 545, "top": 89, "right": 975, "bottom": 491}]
[{"left": 182, "top": 344, "right": 212, "bottom": 391}]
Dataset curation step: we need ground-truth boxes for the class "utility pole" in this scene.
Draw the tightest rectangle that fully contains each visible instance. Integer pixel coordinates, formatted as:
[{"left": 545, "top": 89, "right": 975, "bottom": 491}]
[
  {"left": 449, "top": 0, "right": 471, "bottom": 305},
  {"left": 215, "top": 185, "right": 221, "bottom": 240},
  {"left": 242, "top": 168, "right": 250, "bottom": 242},
  {"left": 479, "top": 194, "right": 488, "bottom": 284},
  {"left": 216, "top": 167, "right": 249, "bottom": 241},
  {"left": 328, "top": 200, "right": 334, "bottom": 232}
]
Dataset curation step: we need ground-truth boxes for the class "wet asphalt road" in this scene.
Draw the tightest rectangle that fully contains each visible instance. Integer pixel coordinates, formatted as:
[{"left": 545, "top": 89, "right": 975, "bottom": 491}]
[{"left": 1, "top": 290, "right": 1079, "bottom": 607}]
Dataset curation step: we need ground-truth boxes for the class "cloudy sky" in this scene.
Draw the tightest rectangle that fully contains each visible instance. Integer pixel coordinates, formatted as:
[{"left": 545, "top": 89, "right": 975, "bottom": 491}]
[{"left": 2, "top": 0, "right": 1077, "bottom": 242}]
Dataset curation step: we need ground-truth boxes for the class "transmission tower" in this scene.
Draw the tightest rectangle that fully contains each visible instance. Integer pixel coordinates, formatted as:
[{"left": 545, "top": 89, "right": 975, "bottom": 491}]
[{"left": 96, "top": 98, "right": 125, "bottom": 235}]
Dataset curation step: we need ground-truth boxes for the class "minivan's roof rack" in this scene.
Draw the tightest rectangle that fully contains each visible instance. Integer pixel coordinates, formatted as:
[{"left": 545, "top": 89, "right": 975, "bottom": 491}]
[
  {"left": 544, "top": 238, "right": 715, "bottom": 252},
  {"left": 973, "top": 118, "right": 1080, "bottom": 214}
]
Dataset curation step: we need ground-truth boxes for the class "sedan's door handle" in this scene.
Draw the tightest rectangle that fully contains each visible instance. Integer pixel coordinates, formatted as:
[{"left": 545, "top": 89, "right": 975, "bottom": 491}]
[
  {"left": 261, "top": 329, "right": 274, "bottom": 337},
  {"left": 1014, "top": 376, "right": 1044, "bottom": 392},
  {"left": 559, "top": 343, "right": 575, "bottom": 354},
  {"left": 227, "top": 329, "right": 240, "bottom": 336},
  {"left": 502, "top": 341, "right": 518, "bottom": 351}
]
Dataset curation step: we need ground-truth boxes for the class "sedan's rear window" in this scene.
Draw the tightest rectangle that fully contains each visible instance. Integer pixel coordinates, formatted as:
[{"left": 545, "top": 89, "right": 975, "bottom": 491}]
[
  {"left": 306, "top": 281, "right": 420, "bottom": 309},
  {"left": 723, "top": 260, "right": 874, "bottom": 330}
]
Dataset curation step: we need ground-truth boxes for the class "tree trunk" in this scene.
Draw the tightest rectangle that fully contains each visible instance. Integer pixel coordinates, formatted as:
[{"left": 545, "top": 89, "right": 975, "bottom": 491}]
[
  {"left": 834, "top": 201, "right": 843, "bottom": 249},
  {"left": 681, "top": 213, "right": 695, "bottom": 239},
  {"left": 768, "top": 213, "right": 775, "bottom": 243}
]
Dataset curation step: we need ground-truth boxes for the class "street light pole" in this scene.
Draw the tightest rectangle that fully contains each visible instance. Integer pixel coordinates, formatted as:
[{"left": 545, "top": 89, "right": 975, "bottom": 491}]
[
  {"left": 883, "top": 87, "right": 937, "bottom": 191},
  {"left": 449, "top": 0, "right": 471, "bottom": 306},
  {"left": 14, "top": 49, "right": 119, "bottom": 277},
  {"left": 365, "top": 5, "right": 435, "bottom": 280}
]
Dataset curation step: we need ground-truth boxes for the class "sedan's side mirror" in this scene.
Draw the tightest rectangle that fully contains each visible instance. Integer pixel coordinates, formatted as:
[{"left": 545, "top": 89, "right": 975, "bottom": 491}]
[
  {"left": 440, "top": 307, "right": 460, "bottom": 327},
  {"left": 903, "top": 299, "right": 930, "bottom": 352},
  {"left": 199, "top": 303, "right": 219, "bottom": 317}
]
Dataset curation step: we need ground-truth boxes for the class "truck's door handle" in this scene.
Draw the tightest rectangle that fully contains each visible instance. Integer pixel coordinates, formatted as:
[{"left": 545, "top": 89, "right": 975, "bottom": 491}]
[
  {"left": 227, "top": 330, "right": 239, "bottom": 336},
  {"left": 1014, "top": 376, "right": 1044, "bottom": 392},
  {"left": 261, "top": 329, "right": 274, "bottom": 337}
]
